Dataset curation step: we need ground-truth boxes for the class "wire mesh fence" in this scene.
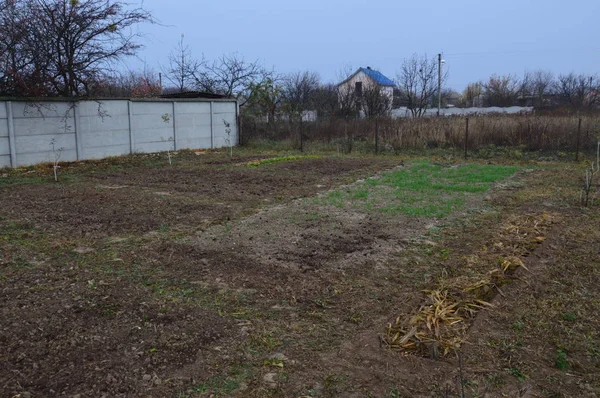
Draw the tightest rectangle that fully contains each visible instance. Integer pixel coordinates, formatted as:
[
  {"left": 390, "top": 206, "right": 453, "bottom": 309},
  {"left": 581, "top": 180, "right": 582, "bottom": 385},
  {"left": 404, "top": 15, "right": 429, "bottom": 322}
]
[{"left": 241, "top": 113, "right": 600, "bottom": 157}]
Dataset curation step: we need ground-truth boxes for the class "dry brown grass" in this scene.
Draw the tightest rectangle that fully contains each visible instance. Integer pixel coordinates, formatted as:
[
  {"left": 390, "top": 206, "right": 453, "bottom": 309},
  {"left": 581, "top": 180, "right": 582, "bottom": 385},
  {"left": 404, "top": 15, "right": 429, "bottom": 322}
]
[
  {"left": 385, "top": 212, "right": 558, "bottom": 357},
  {"left": 243, "top": 114, "right": 600, "bottom": 154}
]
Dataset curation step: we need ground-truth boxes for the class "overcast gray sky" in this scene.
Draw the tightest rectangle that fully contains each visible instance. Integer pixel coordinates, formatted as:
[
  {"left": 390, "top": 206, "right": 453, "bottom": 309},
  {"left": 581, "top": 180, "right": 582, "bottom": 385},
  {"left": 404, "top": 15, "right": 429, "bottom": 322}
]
[{"left": 133, "top": 0, "right": 600, "bottom": 91}]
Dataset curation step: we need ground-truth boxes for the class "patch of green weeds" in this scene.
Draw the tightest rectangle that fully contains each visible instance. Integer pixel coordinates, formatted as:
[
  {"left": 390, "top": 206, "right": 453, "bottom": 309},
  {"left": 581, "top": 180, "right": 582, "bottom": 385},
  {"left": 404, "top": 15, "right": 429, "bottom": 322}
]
[
  {"left": 263, "top": 358, "right": 285, "bottom": 368},
  {"left": 183, "top": 364, "right": 253, "bottom": 398},
  {"left": 484, "top": 373, "right": 505, "bottom": 388},
  {"left": 506, "top": 367, "right": 527, "bottom": 381},
  {"left": 512, "top": 319, "right": 525, "bottom": 333},
  {"left": 316, "top": 161, "right": 519, "bottom": 218},
  {"left": 325, "top": 190, "right": 344, "bottom": 208},
  {"left": 248, "top": 332, "right": 282, "bottom": 352},
  {"left": 102, "top": 303, "right": 119, "bottom": 316},
  {"left": 555, "top": 349, "right": 569, "bottom": 370},
  {"left": 349, "top": 313, "right": 362, "bottom": 324},
  {"left": 586, "top": 332, "right": 600, "bottom": 361},
  {"left": 561, "top": 312, "right": 577, "bottom": 322},
  {"left": 323, "top": 374, "right": 348, "bottom": 395},
  {"left": 0, "top": 171, "right": 80, "bottom": 186},
  {"left": 305, "top": 210, "right": 325, "bottom": 222},
  {"left": 187, "top": 376, "right": 240, "bottom": 396}
]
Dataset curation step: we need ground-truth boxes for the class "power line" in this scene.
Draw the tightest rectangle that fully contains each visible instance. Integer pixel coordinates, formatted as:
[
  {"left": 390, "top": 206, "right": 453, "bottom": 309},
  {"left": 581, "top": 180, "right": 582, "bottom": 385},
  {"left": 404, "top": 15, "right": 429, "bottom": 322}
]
[{"left": 444, "top": 48, "right": 600, "bottom": 58}]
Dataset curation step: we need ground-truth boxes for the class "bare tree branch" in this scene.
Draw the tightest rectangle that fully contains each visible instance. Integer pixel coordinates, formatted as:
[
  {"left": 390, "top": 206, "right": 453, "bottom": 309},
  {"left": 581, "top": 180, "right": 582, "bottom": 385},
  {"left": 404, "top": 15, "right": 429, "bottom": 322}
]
[
  {"left": 162, "top": 34, "right": 203, "bottom": 92},
  {"left": 483, "top": 74, "right": 522, "bottom": 107},
  {"left": 281, "top": 71, "right": 320, "bottom": 121},
  {"left": 396, "top": 54, "right": 442, "bottom": 118},
  {"left": 194, "top": 53, "right": 269, "bottom": 104},
  {"left": 0, "top": 0, "right": 154, "bottom": 97},
  {"left": 555, "top": 73, "right": 599, "bottom": 109}
]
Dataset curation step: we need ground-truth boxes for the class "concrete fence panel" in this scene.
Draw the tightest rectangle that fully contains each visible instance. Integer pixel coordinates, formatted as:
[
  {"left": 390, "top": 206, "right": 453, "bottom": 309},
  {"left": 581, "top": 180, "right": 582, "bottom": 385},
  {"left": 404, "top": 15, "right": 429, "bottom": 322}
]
[
  {"left": 175, "top": 102, "right": 212, "bottom": 149},
  {"left": 0, "top": 98, "right": 238, "bottom": 168},
  {"left": 0, "top": 103, "right": 10, "bottom": 168},
  {"left": 211, "top": 102, "right": 238, "bottom": 148},
  {"left": 78, "top": 100, "right": 130, "bottom": 159},
  {"left": 11, "top": 102, "right": 77, "bottom": 167},
  {"left": 131, "top": 101, "right": 175, "bottom": 154}
]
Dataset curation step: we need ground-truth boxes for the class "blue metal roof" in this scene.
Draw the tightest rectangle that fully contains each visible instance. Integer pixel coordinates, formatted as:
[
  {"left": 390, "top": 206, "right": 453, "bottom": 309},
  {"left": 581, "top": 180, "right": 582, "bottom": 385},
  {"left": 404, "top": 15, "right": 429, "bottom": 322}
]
[{"left": 360, "top": 67, "right": 395, "bottom": 86}]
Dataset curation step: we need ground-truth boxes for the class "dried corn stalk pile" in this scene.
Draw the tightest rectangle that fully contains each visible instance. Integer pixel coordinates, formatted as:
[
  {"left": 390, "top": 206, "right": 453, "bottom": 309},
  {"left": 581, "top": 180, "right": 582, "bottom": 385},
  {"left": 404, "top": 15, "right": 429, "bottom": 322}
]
[{"left": 386, "top": 212, "right": 557, "bottom": 358}]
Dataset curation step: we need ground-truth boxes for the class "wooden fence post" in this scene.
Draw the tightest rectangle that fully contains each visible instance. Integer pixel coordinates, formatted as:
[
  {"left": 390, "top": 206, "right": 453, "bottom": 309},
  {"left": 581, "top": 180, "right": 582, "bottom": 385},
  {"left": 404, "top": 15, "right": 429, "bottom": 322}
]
[
  {"left": 299, "top": 119, "right": 304, "bottom": 153},
  {"left": 375, "top": 118, "right": 379, "bottom": 154},
  {"left": 464, "top": 117, "right": 469, "bottom": 160},
  {"left": 576, "top": 117, "right": 582, "bottom": 161}
]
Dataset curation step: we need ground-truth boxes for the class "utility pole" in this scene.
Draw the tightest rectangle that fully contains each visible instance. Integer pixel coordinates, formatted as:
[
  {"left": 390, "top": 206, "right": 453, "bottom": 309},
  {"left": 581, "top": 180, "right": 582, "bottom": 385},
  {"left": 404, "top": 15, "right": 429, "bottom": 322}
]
[{"left": 437, "top": 53, "right": 442, "bottom": 117}]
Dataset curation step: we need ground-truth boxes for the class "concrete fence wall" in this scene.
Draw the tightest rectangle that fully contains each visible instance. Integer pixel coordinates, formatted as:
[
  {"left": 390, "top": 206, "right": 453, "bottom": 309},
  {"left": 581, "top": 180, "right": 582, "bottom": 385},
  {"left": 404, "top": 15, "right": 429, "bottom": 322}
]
[{"left": 0, "top": 98, "right": 238, "bottom": 168}]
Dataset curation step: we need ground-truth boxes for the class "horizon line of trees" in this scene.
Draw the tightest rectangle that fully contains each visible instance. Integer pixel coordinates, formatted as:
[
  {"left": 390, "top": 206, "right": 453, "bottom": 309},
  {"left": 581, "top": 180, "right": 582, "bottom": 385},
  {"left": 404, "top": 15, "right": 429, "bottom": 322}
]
[
  {"left": 460, "top": 71, "right": 600, "bottom": 110},
  {"left": 1, "top": 0, "right": 599, "bottom": 120}
]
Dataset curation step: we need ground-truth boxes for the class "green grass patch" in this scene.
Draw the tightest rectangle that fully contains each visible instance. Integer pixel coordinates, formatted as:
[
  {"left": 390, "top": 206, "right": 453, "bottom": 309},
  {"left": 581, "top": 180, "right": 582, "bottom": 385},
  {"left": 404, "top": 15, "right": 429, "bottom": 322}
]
[
  {"left": 318, "top": 161, "right": 519, "bottom": 218},
  {"left": 555, "top": 349, "right": 569, "bottom": 370},
  {"left": 182, "top": 363, "right": 253, "bottom": 398},
  {"left": 246, "top": 155, "right": 322, "bottom": 167}
]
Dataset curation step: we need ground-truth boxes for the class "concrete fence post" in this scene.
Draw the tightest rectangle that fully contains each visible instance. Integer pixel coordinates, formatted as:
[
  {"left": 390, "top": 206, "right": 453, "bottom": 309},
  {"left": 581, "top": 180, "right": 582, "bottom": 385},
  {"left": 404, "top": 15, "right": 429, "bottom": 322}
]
[
  {"left": 128, "top": 101, "right": 134, "bottom": 154},
  {"left": 73, "top": 101, "right": 82, "bottom": 160},
  {"left": 6, "top": 101, "right": 16, "bottom": 168},
  {"left": 236, "top": 101, "right": 241, "bottom": 146},
  {"left": 210, "top": 101, "right": 214, "bottom": 149},
  {"left": 172, "top": 101, "right": 177, "bottom": 150}
]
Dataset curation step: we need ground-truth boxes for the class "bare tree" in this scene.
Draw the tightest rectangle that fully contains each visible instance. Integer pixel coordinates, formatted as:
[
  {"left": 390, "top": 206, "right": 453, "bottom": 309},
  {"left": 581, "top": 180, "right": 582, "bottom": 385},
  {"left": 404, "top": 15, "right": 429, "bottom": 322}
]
[
  {"left": 555, "top": 73, "right": 599, "bottom": 109},
  {"left": 195, "top": 53, "right": 269, "bottom": 103},
  {"left": 281, "top": 71, "right": 320, "bottom": 121},
  {"left": 522, "top": 70, "right": 554, "bottom": 107},
  {"left": 460, "top": 82, "right": 483, "bottom": 107},
  {"left": 0, "top": 0, "right": 36, "bottom": 96},
  {"left": 0, "top": 0, "right": 153, "bottom": 97},
  {"left": 245, "top": 76, "right": 283, "bottom": 125},
  {"left": 361, "top": 85, "right": 392, "bottom": 118},
  {"left": 396, "top": 54, "right": 442, "bottom": 117},
  {"left": 483, "top": 74, "right": 522, "bottom": 107},
  {"left": 333, "top": 65, "right": 361, "bottom": 119},
  {"left": 312, "top": 84, "right": 339, "bottom": 119},
  {"left": 91, "top": 68, "right": 161, "bottom": 97},
  {"left": 163, "top": 34, "right": 203, "bottom": 92}
]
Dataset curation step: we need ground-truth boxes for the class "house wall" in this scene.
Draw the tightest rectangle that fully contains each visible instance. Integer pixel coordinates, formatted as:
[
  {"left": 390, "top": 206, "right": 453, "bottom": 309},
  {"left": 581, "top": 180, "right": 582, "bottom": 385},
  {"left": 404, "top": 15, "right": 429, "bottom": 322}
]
[
  {"left": 0, "top": 98, "right": 238, "bottom": 168},
  {"left": 338, "top": 71, "right": 394, "bottom": 103}
]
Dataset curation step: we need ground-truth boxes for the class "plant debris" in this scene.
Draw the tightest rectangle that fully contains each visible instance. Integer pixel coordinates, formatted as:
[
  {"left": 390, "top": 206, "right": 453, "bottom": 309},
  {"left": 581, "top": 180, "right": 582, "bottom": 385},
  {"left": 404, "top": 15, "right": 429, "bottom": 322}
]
[{"left": 385, "top": 212, "right": 558, "bottom": 357}]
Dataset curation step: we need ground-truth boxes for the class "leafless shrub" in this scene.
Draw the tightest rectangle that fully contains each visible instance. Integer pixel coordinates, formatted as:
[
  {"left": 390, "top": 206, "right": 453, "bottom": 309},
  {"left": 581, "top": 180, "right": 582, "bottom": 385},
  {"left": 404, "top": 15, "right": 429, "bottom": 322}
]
[{"left": 49, "top": 138, "right": 64, "bottom": 182}]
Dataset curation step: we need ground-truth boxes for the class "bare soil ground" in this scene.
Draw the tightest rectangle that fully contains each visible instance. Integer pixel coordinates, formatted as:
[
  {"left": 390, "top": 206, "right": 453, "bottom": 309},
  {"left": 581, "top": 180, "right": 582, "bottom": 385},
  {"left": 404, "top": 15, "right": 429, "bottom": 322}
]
[{"left": 1, "top": 150, "right": 599, "bottom": 398}]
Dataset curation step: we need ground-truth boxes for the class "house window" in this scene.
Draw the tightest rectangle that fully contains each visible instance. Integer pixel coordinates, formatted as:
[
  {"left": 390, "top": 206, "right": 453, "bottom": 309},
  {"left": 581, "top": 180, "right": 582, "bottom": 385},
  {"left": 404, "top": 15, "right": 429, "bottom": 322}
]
[{"left": 355, "top": 81, "right": 362, "bottom": 97}]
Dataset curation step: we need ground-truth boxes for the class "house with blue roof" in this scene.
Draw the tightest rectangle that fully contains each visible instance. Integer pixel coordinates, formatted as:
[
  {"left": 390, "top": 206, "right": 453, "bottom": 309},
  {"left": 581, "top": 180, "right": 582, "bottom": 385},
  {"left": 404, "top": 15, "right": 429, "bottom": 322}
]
[{"left": 338, "top": 67, "right": 395, "bottom": 114}]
